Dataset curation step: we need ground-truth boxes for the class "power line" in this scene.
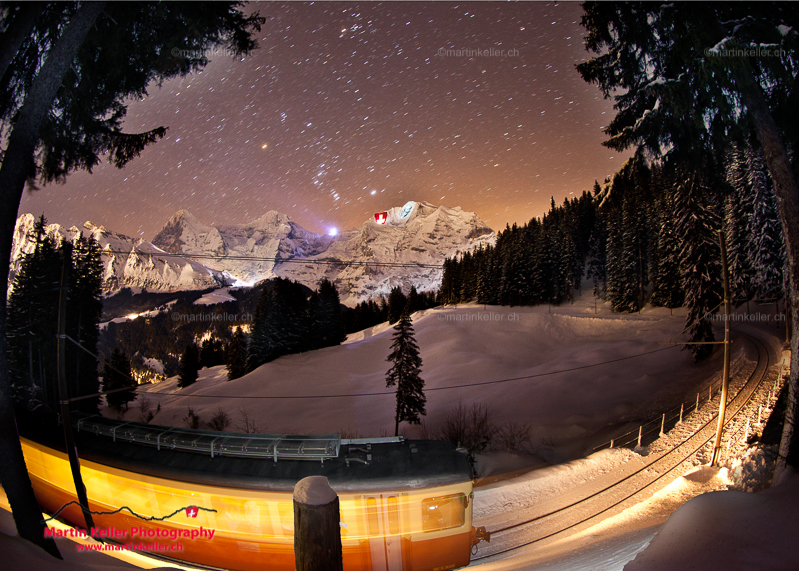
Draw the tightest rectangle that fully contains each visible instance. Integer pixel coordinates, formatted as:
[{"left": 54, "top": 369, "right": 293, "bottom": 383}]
[
  {"left": 103, "top": 249, "right": 444, "bottom": 269},
  {"left": 135, "top": 344, "right": 679, "bottom": 401}
]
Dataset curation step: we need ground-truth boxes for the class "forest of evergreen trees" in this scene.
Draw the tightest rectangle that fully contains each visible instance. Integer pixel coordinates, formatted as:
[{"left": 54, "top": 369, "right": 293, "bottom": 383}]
[
  {"left": 7, "top": 216, "right": 103, "bottom": 414},
  {"left": 439, "top": 139, "right": 787, "bottom": 361}
]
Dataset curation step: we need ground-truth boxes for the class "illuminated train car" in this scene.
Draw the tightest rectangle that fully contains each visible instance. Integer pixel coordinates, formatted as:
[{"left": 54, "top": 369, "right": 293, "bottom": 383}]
[{"left": 19, "top": 415, "right": 474, "bottom": 571}]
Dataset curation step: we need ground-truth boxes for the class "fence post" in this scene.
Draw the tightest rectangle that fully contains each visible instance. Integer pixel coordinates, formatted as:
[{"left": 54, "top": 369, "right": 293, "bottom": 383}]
[
  {"left": 660, "top": 413, "right": 666, "bottom": 437},
  {"left": 293, "top": 476, "right": 343, "bottom": 571},
  {"left": 610, "top": 439, "right": 614, "bottom": 449},
  {"left": 758, "top": 405, "right": 762, "bottom": 425},
  {"left": 679, "top": 403, "right": 684, "bottom": 424},
  {"left": 637, "top": 425, "right": 643, "bottom": 448},
  {"left": 696, "top": 393, "right": 700, "bottom": 411},
  {"left": 709, "top": 384, "right": 712, "bottom": 402}
]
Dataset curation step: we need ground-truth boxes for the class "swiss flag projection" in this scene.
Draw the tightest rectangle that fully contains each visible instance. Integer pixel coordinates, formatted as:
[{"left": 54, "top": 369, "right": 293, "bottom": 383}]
[{"left": 374, "top": 212, "right": 387, "bottom": 225}]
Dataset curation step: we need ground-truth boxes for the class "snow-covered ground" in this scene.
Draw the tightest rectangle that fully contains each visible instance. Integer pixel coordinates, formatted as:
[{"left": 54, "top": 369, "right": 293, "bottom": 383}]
[
  {"left": 192, "top": 288, "right": 236, "bottom": 305},
  {"left": 125, "top": 296, "right": 740, "bottom": 466}
]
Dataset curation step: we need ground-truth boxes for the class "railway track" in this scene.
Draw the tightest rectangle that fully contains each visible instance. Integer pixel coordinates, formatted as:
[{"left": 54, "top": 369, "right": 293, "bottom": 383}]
[{"left": 470, "top": 330, "right": 775, "bottom": 563}]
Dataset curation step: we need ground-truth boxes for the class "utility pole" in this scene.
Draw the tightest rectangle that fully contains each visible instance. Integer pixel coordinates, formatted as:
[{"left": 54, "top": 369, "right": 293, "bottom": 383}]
[
  {"left": 711, "top": 230, "right": 732, "bottom": 466},
  {"left": 57, "top": 247, "right": 94, "bottom": 530}
]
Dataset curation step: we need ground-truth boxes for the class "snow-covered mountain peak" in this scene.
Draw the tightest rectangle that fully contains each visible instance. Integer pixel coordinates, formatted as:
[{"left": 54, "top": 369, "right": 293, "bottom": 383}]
[{"left": 9, "top": 214, "right": 231, "bottom": 295}]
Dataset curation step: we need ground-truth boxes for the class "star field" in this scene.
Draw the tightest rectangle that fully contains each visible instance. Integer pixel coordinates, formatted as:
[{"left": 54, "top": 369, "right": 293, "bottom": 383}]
[{"left": 20, "top": 1, "right": 630, "bottom": 239}]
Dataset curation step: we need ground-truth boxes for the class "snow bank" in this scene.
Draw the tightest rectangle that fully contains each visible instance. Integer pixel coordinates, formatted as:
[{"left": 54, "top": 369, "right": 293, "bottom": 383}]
[{"left": 624, "top": 468, "right": 799, "bottom": 571}]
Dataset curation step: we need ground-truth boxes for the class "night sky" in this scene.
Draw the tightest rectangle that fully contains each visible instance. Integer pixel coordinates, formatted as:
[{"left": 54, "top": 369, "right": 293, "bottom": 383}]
[{"left": 20, "top": 1, "right": 630, "bottom": 240}]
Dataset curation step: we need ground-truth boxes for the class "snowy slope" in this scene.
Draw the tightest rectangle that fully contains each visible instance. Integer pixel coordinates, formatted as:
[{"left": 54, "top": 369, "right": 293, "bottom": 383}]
[
  {"left": 150, "top": 202, "right": 495, "bottom": 304},
  {"left": 132, "top": 299, "right": 736, "bottom": 464},
  {"left": 9, "top": 213, "right": 232, "bottom": 295}
]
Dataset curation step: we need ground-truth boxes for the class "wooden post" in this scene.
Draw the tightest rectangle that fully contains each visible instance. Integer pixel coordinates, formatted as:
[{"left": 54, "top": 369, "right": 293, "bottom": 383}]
[
  {"left": 660, "top": 413, "right": 666, "bottom": 437},
  {"left": 679, "top": 403, "right": 684, "bottom": 424},
  {"left": 711, "top": 230, "right": 732, "bottom": 466},
  {"left": 637, "top": 425, "right": 642, "bottom": 448},
  {"left": 293, "top": 476, "right": 343, "bottom": 571}
]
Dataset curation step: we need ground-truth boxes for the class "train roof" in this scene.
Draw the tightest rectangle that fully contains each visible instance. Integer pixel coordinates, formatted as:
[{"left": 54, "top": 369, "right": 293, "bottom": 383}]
[{"left": 19, "top": 413, "right": 473, "bottom": 493}]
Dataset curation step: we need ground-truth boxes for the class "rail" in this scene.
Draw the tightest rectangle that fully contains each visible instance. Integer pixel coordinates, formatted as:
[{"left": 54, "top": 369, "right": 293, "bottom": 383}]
[{"left": 73, "top": 414, "right": 340, "bottom": 463}]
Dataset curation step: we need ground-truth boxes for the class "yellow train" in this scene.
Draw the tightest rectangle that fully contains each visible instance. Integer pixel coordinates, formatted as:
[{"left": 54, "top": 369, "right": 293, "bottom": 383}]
[{"left": 20, "top": 415, "right": 476, "bottom": 571}]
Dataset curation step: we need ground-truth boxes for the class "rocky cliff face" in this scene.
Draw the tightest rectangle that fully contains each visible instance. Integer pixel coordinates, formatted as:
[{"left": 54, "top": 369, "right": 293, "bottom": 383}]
[
  {"left": 9, "top": 214, "right": 232, "bottom": 295},
  {"left": 151, "top": 201, "right": 495, "bottom": 304}
]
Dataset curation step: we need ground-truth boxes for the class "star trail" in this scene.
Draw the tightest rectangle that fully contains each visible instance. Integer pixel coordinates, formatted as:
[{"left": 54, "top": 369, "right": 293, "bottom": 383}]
[{"left": 19, "top": 1, "right": 630, "bottom": 238}]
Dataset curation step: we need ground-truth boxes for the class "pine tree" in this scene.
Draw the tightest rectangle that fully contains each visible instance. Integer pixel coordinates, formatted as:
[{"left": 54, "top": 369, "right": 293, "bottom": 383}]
[
  {"left": 266, "top": 278, "right": 310, "bottom": 357},
  {"left": 7, "top": 216, "right": 60, "bottom": 410},
  {"left": 405, "top": 285, "right": 421, "bottom": 315},
  {"left": 387, "top": 286, "right": 408, "bottom": 324},
  {"left": 675, "top": 162, "right": 723, "bottom": 361},
  {"left": 246, "top": 283, "right": 272, "bottom": 372},
  {"left": 102, "top": 348, "right": 135, "bottom": 411},
  {"left": 604, "top": 209, "right": 624, "bottom": 311},
  {"left": 68, "top": 231, "right": 103, "bottom": 414},
  {"left": 6, "top": 217, "right": 101, "bottom": 413},
  {"left": 724, "top": 144, "right": 756, "bottom": 307},
  {"left": 310, "top": 278, "right": 346, "bottom": 349},
  {"left": 199, "top": 338, "right": 225, "bottom": 368},
  {"left": 226, "top": 327, "right": 248, "bottom": 381},
  {"left": 178, "top": 343, "right": 200, "bottom": 388},
  {"left": 586, "top": 220, "right": 607, "bottom": 299},
  {"left": 748, "top": 147, "right": 786, "bottom": 300},
  {"left": 650, "top": 189, "right": 685, "bottom": 310},
  {"left": 617, "top": 192, "right": 642, "bottom": 312},
  {"left": 385, "top": 312, "right": 426, "bottom": 437}
]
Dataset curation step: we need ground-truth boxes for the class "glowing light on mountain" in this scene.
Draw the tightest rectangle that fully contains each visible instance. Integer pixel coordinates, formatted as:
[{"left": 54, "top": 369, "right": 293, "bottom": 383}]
[{"left": 328, "top": 227, "right": 338, "bottom": 236}]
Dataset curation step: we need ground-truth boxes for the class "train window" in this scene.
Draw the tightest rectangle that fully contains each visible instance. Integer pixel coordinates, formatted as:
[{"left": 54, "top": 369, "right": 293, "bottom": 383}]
[
  {"left": 386, "top": 496, "right": 399, "bottom": 535},
  {"left": 421, "top": 494, "right": 466, "bottom": 532},
  {"left": 366, "top": 497, "right": 380, "bottom": 536}
]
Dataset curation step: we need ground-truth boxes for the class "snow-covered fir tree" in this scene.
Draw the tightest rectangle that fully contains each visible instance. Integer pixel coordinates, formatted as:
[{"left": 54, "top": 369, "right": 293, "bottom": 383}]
[
  {"left": 649, "top": 188, "right": 684, "bottom": 310},
  {"left": 586, "top": 220, "right": 607, "bottom": 299},
  {"left": 674, "top": 162, "right": 722, "bottom": 361},
  {"left": 723, "top": 144, "right": 757, "bottom": 307},
  {"left": 748, "top": 147, "right": 786, "bottom": 300}
]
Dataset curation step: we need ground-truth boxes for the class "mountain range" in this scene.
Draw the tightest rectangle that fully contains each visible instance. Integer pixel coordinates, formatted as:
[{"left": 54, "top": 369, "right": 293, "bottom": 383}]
[{"left": 11, "top": 201, "right": 495, "bottom": 304}]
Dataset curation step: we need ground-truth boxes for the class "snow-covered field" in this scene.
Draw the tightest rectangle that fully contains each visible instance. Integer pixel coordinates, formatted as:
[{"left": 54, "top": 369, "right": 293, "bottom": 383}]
[{"left": 125, "top": 296, "right": 741, "bottom": 466}]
